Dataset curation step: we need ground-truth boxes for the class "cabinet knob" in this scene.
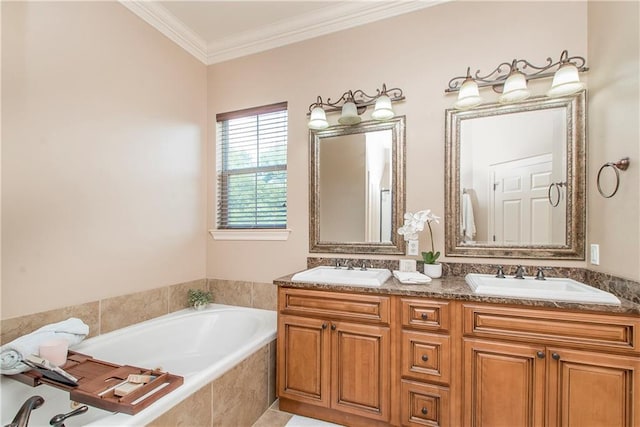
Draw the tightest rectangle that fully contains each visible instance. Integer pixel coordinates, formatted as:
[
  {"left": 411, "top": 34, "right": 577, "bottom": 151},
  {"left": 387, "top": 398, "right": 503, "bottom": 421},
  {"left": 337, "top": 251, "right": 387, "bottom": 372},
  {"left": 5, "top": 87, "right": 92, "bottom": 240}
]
[
  {"left": 421, "top": 354, "right": 429, "bottom": 362},
  {"left": 321, "top": 323, "right": 327, "bottom": 329},
  {"left": 331, "top": 324, "right": 337, "bottom": 331},
  {"left": 421, "top": 407, "right": 428, "bottom": 415},
  {"left": 421, "top": 313, "right": 428, "bottom": 320},
  {"left": 552, "top": 352, "right": 561, "bottom": 361},
  {"left": 536, "top": 351, "right": 545, "bottom": 359}
]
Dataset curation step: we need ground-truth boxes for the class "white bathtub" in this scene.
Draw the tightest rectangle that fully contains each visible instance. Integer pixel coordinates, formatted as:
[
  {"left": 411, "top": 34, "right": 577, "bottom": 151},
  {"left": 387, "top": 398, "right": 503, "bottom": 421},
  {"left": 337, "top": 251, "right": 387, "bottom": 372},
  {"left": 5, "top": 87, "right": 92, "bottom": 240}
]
[{"left": 1, "top": 304, "right": 277, "bottom": 426}]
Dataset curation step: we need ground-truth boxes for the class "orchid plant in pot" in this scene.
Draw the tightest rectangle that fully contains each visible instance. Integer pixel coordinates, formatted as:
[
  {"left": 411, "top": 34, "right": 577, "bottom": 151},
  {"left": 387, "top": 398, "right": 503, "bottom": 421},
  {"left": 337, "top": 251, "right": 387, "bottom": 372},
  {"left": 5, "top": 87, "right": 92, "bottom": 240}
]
[{"left": 398, "top": 209, "right": 442, "bottom": 278}]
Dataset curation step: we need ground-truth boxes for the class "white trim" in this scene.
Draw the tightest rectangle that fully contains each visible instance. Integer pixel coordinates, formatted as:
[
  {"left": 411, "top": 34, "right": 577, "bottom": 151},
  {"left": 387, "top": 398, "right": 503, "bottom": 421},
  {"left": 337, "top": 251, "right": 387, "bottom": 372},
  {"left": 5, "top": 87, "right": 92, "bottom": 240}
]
[
  {"left": 119, "top": 0, "right": 448, "bottom": 65},
  {"left": 119, "top": 0, "right": 208, "bottom": 64},
  {"left": 209, "top": 229, "right": 292, "bottom": 241},
  {"left": 206, "top": 1, "right": 446, "bottom": 64}
]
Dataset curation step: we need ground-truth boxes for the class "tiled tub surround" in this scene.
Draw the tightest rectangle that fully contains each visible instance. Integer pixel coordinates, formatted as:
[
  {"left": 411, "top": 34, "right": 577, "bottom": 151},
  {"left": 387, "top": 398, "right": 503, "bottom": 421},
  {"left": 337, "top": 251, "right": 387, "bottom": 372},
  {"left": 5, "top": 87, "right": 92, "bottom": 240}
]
[
  {"left": 1, "top": 278, "right": 277, "bottom": 345},
  {"left": 1, "top": 304, "right": 277, "bottom": 427},
  {"left": 291, "top": 259, "right": 640, "bottom": 314}
]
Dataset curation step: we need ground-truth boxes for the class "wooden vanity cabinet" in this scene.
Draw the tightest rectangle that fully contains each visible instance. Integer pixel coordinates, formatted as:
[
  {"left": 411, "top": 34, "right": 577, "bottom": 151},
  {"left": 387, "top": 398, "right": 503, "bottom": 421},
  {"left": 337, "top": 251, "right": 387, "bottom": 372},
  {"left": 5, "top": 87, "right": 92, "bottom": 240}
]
[
  {"left": 277, "top": 288, "right": 393, "bottom": 426},
  {"left": 399, "top": 298, "right": 457, "bottom": 427},
  {"left": 277, "top": 286, "right": 639, "bottom": 427},
  {"left": 462, "top": 304, "right": 640, "bottom": 427}
]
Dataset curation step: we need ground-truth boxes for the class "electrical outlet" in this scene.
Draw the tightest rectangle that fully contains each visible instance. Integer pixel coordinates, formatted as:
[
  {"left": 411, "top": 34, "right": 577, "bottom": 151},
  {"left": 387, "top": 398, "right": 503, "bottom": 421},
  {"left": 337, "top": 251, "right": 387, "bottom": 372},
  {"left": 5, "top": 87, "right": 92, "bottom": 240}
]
[
  {"left": 407, "top": 240, "right": 419, "bottom": 256},
  {"left": 590, "top": 244, "right": 600, "bottom": 265}
]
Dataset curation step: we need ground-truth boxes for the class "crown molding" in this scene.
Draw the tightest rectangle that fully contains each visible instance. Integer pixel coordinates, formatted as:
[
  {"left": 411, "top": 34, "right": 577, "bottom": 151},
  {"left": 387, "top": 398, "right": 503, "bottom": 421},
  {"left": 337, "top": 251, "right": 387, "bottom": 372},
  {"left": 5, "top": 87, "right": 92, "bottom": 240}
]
[
  {"left": 119, "top": 0, "right": 208, "bottom": 64},
  {"left": 206, "top": 1, "right": 447, "bottom": 64},
  {"left": 120, "top": 0, "right": 447, "bottom": 66}
]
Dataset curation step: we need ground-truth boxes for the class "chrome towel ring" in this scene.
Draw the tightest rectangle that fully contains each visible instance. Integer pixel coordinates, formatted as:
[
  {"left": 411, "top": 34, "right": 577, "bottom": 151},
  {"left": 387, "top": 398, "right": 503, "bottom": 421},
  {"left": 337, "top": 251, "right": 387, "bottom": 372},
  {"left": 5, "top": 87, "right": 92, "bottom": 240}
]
[
  {"left": 597, "top": 157, "right": 630, "bottom": 198},
  {"left": 547, "top": 182, "right": 566, "bottom": 207}
]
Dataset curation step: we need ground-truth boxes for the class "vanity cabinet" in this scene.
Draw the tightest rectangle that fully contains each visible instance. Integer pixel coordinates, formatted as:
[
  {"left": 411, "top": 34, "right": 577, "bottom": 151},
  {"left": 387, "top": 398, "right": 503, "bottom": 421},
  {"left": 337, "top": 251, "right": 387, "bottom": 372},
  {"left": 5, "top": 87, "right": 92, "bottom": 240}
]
[
  {"left": 462, "top": 304, "right": 640, "bottom": 427},
  {"left": 399, "top": 298, "right": 455, "bottom": 426},
  {"left": 277, "top": 285, "right": 639, "bottom": 427},
  {"left": 277, "top": 288, "right": 392, "bottom": 425}
]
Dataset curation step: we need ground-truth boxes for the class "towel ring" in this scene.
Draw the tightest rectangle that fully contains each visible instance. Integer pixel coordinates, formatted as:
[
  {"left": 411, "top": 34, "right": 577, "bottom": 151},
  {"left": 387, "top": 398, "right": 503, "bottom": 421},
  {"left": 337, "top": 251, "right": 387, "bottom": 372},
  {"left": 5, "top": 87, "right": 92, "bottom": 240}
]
[
  {"left": 597, "top": 157, "right": 630, "bottom": 198},
  {"left": 547, "top": 182, "right": 566, "bottom": 207}
]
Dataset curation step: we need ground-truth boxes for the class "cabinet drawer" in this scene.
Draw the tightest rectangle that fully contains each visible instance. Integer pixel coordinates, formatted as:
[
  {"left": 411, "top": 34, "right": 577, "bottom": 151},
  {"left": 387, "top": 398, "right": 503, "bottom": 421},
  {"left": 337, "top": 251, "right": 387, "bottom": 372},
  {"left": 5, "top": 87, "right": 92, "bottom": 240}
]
[
  {"left": 401, "top": 331, "right": 450, "bottom": 384},
  {"left": 279, "top": 288, "right": 390, "bottom": 324},
  {"left": 401, "top": 380, "right": 450, "bottom": 427},
  {"left": 463, "top": 304, "right": 639, "bottom": 353},
  {"left": 401, "top": 299, "right": 450, "bottom": 332}
]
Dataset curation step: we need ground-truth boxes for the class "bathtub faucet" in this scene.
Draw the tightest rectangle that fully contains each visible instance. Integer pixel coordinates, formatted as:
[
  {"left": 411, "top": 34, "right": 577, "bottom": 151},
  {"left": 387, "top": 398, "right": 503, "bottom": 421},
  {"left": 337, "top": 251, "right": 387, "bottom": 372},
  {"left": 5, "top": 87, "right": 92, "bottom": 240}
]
[{"left": 5, "top": 395, "right": 44, "bottom": 427}]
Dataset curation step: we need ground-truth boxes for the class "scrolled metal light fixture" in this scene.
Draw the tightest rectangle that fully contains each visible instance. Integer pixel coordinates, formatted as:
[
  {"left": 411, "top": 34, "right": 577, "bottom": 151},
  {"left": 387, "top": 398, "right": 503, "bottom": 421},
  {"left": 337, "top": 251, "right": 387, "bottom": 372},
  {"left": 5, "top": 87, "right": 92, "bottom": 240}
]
[
  {"left": 307, "top": 84, "right": 405, "bottom": 129},
  {"left": 446, "top": 50, "right": 588, "bottom": 110}
]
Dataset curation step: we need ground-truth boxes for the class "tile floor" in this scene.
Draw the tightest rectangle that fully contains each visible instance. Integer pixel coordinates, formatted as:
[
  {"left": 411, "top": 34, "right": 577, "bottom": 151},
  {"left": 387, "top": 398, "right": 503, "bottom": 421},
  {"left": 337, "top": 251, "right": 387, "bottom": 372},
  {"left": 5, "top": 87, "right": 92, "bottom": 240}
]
[{"left": 252, "top": 400, "right": 343, "bottom": 427}]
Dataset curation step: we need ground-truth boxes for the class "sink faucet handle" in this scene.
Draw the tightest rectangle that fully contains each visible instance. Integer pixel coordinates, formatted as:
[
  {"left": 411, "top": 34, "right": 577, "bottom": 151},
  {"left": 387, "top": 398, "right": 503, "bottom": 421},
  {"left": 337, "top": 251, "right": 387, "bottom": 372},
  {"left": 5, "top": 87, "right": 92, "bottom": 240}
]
[
  {"left": 492, "top": 265, "right": 505, "bottom": 278},
  {"left": 535, "top": 267, "right": 553, "bottom": 280},
  {"left": 513, "top": 265, "right": 526, "bottom": 279},
  {"left": 334, "top": 259, "right": 343, "bottom": 269},
  {"left": 49, "top": 405, "right": 88, "bottom": 427},
  {"left": 360, "top": 260, "right": 373, "bottom": 271}
]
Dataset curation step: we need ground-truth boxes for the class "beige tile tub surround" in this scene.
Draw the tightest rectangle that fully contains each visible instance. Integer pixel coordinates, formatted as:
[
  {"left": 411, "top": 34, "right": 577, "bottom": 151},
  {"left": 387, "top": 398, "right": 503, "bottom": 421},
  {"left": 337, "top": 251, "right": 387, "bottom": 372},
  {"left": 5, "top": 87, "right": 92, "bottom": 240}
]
[
  {"left": 1, "top": 279, "right": 207, "bottom": 344},
  {"left": 208, "top": 279, "right": 277, "bottom": 311},
  {"left": 148, "top": 340, "right": 276, "bottom": 427}
]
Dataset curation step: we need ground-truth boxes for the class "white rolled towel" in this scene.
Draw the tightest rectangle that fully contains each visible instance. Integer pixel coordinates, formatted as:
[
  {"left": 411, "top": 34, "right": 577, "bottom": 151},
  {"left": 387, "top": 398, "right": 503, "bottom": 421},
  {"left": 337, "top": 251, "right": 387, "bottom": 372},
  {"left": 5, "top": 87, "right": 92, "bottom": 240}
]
[{"left": 1, "top": 317, "right": 89, "bottom": 375}]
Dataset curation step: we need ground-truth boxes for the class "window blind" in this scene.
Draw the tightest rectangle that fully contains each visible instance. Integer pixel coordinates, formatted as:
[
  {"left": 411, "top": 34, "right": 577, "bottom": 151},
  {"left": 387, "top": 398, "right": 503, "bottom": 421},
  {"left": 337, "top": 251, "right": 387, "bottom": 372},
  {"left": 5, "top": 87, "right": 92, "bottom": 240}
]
[{"left": 216, "top": 102, "right": 288, "bottom": 229}]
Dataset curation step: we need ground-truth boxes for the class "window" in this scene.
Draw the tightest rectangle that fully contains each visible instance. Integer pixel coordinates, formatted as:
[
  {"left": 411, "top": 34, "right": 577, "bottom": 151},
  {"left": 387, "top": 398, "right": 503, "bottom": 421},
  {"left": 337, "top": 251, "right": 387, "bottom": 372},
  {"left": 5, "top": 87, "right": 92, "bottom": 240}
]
[{"left": 216, "top": 102, "right": 288, "bottom": 229}]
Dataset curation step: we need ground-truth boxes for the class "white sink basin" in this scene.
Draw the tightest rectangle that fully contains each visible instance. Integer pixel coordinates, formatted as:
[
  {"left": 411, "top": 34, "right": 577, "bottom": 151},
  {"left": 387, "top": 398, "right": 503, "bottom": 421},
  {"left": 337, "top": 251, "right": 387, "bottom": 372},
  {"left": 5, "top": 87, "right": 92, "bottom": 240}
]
[
  {"left": 465, "top": 273, "right": 621, "bottom": 305},
  {"left": 291, "top": 266, "right": 391, "bottom": 287}
]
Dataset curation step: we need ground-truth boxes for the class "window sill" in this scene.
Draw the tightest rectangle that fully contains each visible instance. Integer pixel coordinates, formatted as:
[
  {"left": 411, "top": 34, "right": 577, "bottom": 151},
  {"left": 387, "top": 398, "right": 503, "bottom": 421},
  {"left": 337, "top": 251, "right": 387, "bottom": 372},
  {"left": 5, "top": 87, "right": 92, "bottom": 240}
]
[{"left": 208, "top": 229, "right": 292, "bottom": 241}]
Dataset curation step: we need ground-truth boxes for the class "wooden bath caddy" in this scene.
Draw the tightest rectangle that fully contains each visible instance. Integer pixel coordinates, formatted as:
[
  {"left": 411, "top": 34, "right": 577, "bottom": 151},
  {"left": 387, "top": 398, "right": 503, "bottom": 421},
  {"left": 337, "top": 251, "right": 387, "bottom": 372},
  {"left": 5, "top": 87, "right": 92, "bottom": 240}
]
[{"left": 10, "top": 351, "right": 183, "bottom": 415}]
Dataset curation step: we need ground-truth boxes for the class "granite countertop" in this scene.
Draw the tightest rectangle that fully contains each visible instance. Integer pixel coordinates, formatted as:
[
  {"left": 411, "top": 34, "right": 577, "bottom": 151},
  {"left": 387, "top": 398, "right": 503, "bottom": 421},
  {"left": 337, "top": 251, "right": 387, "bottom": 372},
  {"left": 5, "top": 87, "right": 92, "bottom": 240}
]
[{"left": 274, "top": 273, "right": 640, "bottom": 315}]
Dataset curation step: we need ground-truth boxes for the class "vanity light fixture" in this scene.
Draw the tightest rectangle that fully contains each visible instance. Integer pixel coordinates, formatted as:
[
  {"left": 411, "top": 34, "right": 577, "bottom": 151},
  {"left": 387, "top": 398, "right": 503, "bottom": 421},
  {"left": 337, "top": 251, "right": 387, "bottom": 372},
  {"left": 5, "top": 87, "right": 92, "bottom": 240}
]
[
  {"left": 446, "top": 50, "right": 588, "bottom": 109},
  {"left": 307, "top": 84, "right": 404, "bottom": 129}
]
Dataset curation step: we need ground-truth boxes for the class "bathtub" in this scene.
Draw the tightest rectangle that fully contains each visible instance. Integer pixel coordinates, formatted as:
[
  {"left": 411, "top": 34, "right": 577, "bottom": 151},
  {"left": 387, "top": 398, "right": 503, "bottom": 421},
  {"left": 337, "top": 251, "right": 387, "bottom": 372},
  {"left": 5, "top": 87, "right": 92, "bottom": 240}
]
[{"left": 1, "top": 304, "right": 277, "bottom": 426}]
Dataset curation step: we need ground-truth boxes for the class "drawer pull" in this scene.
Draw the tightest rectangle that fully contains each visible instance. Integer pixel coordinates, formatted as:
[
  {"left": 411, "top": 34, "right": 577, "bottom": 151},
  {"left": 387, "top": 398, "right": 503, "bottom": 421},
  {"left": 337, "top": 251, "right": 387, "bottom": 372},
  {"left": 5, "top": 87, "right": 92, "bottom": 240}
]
[
  {"left": 536, "top": 351, "right": 545, "bottom": 359},
  {"left": 421, "top": 313, "right": 428, "bottom": 320},
  {"left": 552, "top": 352, "right": 561, "bottom": 361},
  {"left": 322, "top": 323, "right": 327, "bottom": 329},
  {"left": 421, "top": 407, "right": 428, "bottom": 415},
  {"left": 331, "top": 324, "right": 337, "bottom": 331},
  {"left": 421, "top": 354, "right": 429, "bottom": 362}
]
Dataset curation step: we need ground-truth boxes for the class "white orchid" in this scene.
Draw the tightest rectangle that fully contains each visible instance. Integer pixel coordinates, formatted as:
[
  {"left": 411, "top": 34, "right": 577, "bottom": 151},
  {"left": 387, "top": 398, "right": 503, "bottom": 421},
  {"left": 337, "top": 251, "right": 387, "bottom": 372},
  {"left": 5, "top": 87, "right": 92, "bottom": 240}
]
[{"left": 398, "top": 209, "right": 441, "bottom": 264}]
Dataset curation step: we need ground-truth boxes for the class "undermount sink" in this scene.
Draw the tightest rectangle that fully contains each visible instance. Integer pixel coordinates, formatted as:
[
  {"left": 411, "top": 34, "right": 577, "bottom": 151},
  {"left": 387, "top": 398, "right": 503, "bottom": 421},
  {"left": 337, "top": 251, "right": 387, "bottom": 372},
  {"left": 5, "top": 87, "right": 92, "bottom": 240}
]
[
  {"left": 465, "top": 273, "right": 621, "bottom": 306},
  {"left": 291, "top": 266, "right": 392, "bottom": 287}
]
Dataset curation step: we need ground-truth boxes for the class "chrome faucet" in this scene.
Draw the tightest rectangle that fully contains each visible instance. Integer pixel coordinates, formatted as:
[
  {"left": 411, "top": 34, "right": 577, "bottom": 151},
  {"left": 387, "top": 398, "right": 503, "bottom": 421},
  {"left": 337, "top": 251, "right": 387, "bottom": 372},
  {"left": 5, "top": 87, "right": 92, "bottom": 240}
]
[
  {"left": 513, "top": 265, "right": 526, "bottom": 279},
  {"left": 6, "top": 395, "right": 44, "bottom": 427},
  {"left": 334, "top": 259, "right": 343, "bottom": 269},
  {"left": 493, "top": 265, "right": 505, "bottom": 278},
  {"left": 535, "top": 267, "right": 552, "bottom": 280},
  {"left": 360, "top": 261, "right": 371, "bottom": 271}
]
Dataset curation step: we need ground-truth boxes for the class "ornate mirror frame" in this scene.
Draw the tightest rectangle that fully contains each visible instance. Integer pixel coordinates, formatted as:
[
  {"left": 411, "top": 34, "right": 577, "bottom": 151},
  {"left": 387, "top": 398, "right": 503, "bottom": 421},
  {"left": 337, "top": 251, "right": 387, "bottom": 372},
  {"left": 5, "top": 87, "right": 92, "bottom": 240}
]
[
  {"left": 445, "top": 92, "right": 586, "bottom": 259},
  {"left": 310, "top": 116, "right": 406, "bottom": 254}
]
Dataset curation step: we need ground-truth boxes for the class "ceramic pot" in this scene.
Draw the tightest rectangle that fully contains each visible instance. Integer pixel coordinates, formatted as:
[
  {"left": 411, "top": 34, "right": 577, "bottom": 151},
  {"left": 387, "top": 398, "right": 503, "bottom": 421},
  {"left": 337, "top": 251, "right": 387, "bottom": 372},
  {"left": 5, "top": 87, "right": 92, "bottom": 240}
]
[
  {"left": 423, "top": 263, "right": 442, "bottom": 279},
  {"left": 193, "top": 302, "right": 207, "bottom": 311}
]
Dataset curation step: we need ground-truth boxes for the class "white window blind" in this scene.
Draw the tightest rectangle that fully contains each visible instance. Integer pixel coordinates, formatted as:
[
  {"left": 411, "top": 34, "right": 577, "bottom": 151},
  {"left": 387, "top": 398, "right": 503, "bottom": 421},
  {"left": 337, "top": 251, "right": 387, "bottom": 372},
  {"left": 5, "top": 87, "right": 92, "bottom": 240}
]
[{"left": 216, "top": 102, "right": 288, "bottom": 229}]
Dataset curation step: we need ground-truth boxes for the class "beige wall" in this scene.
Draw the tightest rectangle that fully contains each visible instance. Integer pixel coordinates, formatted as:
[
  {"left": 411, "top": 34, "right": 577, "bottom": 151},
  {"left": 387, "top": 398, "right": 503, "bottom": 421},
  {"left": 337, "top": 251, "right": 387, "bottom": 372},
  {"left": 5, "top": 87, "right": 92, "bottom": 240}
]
[
  {"left": 1, "top": 2, "right": 208, "bottom": 318},
  {"left": 587, "top": 1, "right": 640, "bottom": 281},
  {"left": 207, "top": 1, "right": 589, "bottom": 283}
]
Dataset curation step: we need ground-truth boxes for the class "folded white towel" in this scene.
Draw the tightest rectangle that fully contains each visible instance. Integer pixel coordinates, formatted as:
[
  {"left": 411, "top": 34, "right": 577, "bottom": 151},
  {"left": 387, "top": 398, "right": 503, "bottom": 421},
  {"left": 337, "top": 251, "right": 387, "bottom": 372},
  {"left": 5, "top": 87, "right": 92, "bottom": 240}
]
[
  {"left": 393, "top": 270, "right": 432, "bottom": 284},
  {"left": 0, "top": 317, "right": 89, "bottom": 375}
]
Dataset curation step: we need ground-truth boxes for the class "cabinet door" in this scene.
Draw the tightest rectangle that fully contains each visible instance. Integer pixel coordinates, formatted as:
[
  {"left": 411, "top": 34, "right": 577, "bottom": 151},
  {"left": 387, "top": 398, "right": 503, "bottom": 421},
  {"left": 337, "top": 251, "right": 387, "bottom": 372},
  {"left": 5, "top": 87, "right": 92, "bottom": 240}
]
[
  {"left": 278, "top": 315, "right": 331, "bottom": 407},
  {"left": 331, "top": 321, "right": 390, "bottom": 422},
  {"left": 463, "top": 339, "right": 545, "bottom": 427},
  {"left": 546, "top": 348, "right": 640, "bottom": 427}
]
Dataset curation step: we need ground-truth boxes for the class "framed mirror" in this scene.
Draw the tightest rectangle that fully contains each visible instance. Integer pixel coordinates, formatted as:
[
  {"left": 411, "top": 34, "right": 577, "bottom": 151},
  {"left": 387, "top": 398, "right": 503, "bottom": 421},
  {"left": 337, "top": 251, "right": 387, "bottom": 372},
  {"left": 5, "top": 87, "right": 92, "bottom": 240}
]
[
  {"left": 310, "top": 116, "right": 406, "bottom": 254},
  {"left": 445, "top": 92, "right": 585, "bottom": 259}
]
